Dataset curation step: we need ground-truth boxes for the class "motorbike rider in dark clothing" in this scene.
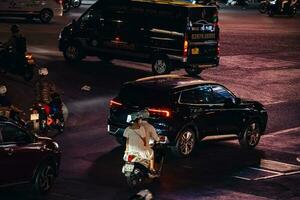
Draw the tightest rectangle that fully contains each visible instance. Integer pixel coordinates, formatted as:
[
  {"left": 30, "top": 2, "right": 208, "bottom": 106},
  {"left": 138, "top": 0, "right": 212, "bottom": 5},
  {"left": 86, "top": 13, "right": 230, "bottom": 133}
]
[{"left": 3, "top": 25, "right": 27, "bottom": 71}]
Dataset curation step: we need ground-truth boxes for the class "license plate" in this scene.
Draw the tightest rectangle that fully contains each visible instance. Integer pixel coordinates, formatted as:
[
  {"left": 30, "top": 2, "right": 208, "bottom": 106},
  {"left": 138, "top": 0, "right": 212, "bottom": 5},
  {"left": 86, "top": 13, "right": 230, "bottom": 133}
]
[
  {"left": 123, "top": 164, "right": 134, "bottom": 172},
  {"left": 30, "top": 113, "right": 39, "bottom": 120},
  {"left": 192, "top": 48, "right": 199, "bottom": 55},
  {"left": 191, "top": 33, "right": 215, "bottom": 40}
]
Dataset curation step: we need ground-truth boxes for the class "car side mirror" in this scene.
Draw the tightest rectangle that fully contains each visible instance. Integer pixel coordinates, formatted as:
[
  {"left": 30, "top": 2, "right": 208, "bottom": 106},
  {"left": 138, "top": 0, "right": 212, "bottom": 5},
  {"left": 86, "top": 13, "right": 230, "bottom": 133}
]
[
  {"left": 235, "top": 97, "right": 241, "bottom": 105},
  {"left": 224, "top": 98, "right": 235, "bottom": 106}
]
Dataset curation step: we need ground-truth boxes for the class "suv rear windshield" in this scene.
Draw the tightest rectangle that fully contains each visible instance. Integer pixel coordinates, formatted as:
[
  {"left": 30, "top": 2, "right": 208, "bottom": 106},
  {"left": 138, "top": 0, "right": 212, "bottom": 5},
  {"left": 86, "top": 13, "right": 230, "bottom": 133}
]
[{"left": 118, "top": 85, "right": 171, "bottom": 107}]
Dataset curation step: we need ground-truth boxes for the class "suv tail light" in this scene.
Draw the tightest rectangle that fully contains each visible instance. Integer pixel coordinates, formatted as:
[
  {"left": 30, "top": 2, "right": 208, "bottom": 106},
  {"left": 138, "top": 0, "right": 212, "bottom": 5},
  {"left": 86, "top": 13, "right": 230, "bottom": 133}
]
[
  {"left": 110, "top": 99, "right": 122, "bottom": 109},
  {"left": 54, "top": 0, "right": 63, "bottom": 5},
  {"left": 148, "top": 108, "right": 171, "bottom": 118}
]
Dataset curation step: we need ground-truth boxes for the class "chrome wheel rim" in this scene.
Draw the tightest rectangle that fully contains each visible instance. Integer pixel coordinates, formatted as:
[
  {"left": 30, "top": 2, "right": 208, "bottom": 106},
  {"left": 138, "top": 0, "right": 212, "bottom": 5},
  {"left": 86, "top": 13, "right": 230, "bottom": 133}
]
[
  {"left": 246, "top": 123, "right": 260, "bottom": 146},
  {"left": 39, "top": 166, "right": 54, "bottom": 192},
  {"left": 179, "top": 131, "right": 195, "bottom": 155},
  {"left": 154, "top": 59, "right": 167, "bottom": 74},
  {"left": 66, "top": 46, "right": 78, "bottom": 60}
]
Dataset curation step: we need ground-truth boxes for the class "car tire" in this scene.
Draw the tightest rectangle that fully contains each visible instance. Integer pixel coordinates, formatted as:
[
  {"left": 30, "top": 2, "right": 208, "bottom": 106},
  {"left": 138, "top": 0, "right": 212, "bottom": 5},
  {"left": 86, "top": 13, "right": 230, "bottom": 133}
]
[
  {"left": 172, "top": 128, "right": 196, "bottom": 157},
  {"left": 152, "top": 56, "right": 171, "bottom": 75},
  {"left": 185, "top": 66, "right": 202, "bottom": 77},
  {"left": 239, "top": 121, "right": 261, "bottom": 149},
  {"left": 63, "top": 44, "right": 84, "bottom": 62},
  {"left": 39, "top": 9, "right": 53, "bottom": 24},
  {"left": 33, "top": 162, "right": 56, "bottom": 195}
]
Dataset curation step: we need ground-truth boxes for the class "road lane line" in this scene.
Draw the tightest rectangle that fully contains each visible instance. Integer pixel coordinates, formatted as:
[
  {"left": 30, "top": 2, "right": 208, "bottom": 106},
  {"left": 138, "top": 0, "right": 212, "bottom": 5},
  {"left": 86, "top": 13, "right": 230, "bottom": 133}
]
[
  {"left": 249, "top": 167, "right": 283, "bottom": 175},
  {"left": 264, "top": 126, "right": 300, "bottom": 138},
  {"left": 232, "top": 176, "right": 251, "bottom": 181}
]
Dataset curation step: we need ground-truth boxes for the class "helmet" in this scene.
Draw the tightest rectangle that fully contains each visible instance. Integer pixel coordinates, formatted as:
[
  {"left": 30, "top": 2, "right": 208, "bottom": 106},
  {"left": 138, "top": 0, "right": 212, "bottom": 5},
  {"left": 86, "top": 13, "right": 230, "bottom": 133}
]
[
  {"left": 0, "top": 85, "right": 7, "bottom": 95},
  {"left": 126, "top": 110, "right": 149, "bottom": 123},
  {"left": 10, "top": 24, "right": 20, "bottom": 34},
  {"left": 38, "top": 68, "right": 48, "bottom": 76}
]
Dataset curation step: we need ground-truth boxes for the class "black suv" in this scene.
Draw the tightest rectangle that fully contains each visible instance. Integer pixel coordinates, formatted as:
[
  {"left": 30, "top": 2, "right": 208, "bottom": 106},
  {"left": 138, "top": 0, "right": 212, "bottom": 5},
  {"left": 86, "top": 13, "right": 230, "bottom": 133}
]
[
  {"left": 0, "top": 117, "right": 61, "bottom": 195},
  {"left": 108, "top": 75, "right": 268, "bottom": 157}
]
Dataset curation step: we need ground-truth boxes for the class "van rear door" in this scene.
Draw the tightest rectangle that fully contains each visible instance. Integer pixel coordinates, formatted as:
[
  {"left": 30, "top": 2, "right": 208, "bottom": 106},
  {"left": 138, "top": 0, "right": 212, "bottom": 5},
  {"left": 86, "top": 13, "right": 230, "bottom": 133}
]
[{"left": 186, "top": 6, "right": 219, "bottom": 64}]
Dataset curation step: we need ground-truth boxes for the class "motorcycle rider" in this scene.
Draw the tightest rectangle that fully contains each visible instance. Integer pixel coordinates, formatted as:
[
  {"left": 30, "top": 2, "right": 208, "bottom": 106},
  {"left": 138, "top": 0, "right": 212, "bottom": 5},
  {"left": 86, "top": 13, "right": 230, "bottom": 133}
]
[
  {"left": 139, "top": 110, "right": 160, "bottom": 173},
  {"left": 3, "top": 25, "right": 27, "bottom": 71},
  {"left": 0, "top": 85, "right": 23, "bottom": 120},
  {"left": 123, "top": 111, "right": 158, "bottom": 175}
]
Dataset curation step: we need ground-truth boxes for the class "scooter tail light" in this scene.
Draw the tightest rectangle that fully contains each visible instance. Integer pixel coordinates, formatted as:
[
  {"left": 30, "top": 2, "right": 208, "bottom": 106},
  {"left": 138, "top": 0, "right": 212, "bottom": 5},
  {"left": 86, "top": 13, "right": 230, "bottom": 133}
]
[
  {"left": 183, "top": 35, "right": 189, "bottom": 58},
  {"left": 127, "top": 155, "right": 136, "bottom": 162}
]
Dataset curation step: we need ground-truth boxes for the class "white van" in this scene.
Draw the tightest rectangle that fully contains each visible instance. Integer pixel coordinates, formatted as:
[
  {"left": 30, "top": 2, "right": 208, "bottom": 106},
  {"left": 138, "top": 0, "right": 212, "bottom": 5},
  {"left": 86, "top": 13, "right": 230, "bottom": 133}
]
[{"left": 0, "top": 0, "right": 63, "bottom": 23}]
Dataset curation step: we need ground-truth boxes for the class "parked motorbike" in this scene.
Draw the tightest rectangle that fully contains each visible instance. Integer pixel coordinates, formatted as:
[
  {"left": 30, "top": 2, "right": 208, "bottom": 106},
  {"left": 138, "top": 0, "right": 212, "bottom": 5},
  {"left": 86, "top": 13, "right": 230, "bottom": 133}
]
[
  {"left": 29, "top": 95, "right": 65, "bottom": 135},
  {"left": 122, "top": 136, "right": 169, "bottom": 188},
  {"left": 0, "top": 42, "right": 35, "bottom": 81},
  {"left": 267, "top": 0, "right": 297, "bottom": 16}
]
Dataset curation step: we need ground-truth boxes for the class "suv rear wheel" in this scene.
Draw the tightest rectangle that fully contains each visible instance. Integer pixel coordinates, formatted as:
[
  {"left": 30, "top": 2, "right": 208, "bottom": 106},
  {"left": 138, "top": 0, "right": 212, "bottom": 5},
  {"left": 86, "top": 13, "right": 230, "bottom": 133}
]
[
  {"left": 63, "top": 44, "right": 84, "bottom": 62},
  {"left": 33, "top": 162, "right": 56, "bottom": 195},
  {"left": 152, "top": 57, "right": 171, "bottom": 75},
  {"left": 172, "top": 128, "right": 196, "bottom": 157},
  {"left": 239, "top": 121, "right": 261, "bottom": 149},
  {"left": 39, "top": 9, "right": 53, "bottom": 23}
]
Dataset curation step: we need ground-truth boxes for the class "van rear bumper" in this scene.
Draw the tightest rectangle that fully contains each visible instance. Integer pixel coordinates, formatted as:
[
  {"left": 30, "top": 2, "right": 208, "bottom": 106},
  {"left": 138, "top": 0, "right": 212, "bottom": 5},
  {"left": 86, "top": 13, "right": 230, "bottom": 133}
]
[{"left": 168, "top": 55, "right": 219, "bottom": 69}]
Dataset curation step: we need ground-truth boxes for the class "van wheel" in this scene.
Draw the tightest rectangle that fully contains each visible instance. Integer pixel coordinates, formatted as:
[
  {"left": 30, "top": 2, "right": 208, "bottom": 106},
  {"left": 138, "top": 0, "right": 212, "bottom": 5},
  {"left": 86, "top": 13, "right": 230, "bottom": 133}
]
[
  {"left": 63, "top": 44, "right": 83, "bottom": 62},
  {"left": 239, "top": 121, "right": 261, "bottom": 149},
  {"left": 40, "top": 9, "right": 53, "bottom": 23},
  {"left": 185, "top": 66, "right": 202, "bottom": 77},
  {"left": 152, "top": 57, "right": 171, "bottom": 75},
  {"left": 172, "top": 128, "right": 196, "bottom": 157}
]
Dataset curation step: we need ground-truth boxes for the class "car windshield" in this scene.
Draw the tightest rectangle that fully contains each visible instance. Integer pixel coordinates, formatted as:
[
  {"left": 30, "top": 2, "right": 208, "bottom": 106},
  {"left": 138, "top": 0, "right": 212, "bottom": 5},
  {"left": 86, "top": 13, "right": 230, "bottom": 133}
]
[{"left": 118, "top": 85, "right": 171, "bottom": 107}]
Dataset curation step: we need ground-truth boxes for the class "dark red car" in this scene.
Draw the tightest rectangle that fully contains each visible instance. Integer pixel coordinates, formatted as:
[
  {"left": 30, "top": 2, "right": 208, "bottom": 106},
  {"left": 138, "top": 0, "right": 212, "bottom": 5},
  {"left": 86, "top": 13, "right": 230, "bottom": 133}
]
[{"left": 0, "top": 117, "right": 61, "bottom": 195}]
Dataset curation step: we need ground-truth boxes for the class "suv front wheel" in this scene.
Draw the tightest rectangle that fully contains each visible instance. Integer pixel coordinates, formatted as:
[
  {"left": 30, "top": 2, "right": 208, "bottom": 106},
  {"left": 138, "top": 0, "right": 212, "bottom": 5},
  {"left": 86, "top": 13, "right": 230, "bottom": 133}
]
[
  {"left": 33, "top": 162, "right": 56, "bottom": 195},
  {"left": 239, "top": 121, "right": 261, "bottom": 149},
  {"left": 172, "top": 128, "right": 196, "bottom": 157}
]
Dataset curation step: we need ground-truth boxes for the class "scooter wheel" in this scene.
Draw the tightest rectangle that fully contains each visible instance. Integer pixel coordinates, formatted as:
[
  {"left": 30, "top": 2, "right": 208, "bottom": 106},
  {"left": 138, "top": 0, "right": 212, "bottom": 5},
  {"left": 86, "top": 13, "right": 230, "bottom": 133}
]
[{"left": 126, "top": 168, "right": 145, "bottom": 188}]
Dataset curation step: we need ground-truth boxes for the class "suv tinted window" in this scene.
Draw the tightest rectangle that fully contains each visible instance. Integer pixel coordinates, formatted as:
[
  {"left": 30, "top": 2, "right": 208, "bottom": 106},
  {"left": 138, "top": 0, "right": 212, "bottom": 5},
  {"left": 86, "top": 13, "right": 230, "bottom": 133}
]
[
  {"left": 180, "top": 86, "right": 213, "bottom": 104},
  {"left": 211, "top": 85, "right": 235, "bottom": 104},
  {"left": 0, "top": 124, "right": 31, "bottom": 144}
]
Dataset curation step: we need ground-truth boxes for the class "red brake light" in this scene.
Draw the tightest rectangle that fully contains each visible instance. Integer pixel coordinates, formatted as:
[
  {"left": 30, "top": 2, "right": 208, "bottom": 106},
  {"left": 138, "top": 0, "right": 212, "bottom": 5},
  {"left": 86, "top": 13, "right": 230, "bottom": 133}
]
[
  {"left": 110, "top": 99, "right": 122, "bottom": 108},
  {"left": 128, "top": 155, "right": 135, "bottom": 162},
  {"left": 148, "top": 108, "right": 171, "bottom": 118}
]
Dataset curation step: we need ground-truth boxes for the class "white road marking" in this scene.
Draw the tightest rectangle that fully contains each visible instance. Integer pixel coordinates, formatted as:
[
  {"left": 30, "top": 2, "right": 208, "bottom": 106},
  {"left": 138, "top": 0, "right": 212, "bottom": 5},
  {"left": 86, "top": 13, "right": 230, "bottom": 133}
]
[{"left": 264, "top": 126, "right": 300, "bottom": 138}]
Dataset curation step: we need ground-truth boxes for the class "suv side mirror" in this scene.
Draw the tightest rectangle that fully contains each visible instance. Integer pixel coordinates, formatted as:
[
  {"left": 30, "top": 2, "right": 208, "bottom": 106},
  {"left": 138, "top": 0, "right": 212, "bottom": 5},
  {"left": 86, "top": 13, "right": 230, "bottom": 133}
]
[{"left": 235, "top": 97, "right": 241, "bottom": 105}]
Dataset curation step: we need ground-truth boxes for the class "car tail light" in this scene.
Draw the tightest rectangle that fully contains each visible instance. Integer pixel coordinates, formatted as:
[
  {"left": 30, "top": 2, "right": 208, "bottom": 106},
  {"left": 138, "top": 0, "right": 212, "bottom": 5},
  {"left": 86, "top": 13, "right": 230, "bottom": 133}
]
[
  {"left": 148, "top": 108, "right": 171, "bottom": 118},
  {"left": 183, "top": 36, "right": 189, "bottom": 57},
  {"left": 127, "top": 155, "right": 136, "bottom": 162},
  {"left": 110, "top": 99, "right": 122, "bottom": 108},
  {"left": 54, "top": 0, "right": 63, "bottom": 5}
]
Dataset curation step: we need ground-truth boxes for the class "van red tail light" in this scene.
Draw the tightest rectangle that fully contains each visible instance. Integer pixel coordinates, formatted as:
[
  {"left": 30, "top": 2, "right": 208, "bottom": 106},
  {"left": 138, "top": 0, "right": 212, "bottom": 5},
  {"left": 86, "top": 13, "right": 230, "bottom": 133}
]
[
  {"left": 183, "top": 35, "right": 189, "bottom": 57},
  {"left": 110, "top": 99, "right": 122, "bottom": 108},
  {"left": 148, "top": 108, "right": 171, "bottom": 118},
  {"left": 127, "top": 155, "right": 136, "bottom": 162}
]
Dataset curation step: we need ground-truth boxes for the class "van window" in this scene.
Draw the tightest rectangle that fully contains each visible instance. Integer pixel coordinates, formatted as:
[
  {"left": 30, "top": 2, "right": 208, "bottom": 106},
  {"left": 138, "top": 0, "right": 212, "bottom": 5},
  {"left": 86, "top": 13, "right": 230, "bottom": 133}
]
[{"left": 189, "top": 7, "right": 218, "bottom": 24}]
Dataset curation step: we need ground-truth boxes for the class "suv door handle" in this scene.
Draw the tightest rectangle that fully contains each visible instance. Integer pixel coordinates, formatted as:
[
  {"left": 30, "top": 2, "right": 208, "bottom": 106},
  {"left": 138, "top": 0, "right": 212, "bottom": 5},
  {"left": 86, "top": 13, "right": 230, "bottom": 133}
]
[{"left": 4, "top": 147, "right": 14, "bottom": 156}]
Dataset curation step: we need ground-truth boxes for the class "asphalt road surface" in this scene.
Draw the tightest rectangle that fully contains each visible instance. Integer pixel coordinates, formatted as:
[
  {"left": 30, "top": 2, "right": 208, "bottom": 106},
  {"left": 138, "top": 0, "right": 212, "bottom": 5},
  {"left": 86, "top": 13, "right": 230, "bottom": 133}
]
[{"left": 0, "top": 6, "right": 300, "bottom": 200}]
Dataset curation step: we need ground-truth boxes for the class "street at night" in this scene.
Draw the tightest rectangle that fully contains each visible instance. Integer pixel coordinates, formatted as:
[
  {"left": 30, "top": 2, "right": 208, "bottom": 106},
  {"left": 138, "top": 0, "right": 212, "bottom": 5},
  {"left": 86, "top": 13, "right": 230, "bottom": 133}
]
[{"left": 0, "top": 1, "right": 300, "bottom": 200}]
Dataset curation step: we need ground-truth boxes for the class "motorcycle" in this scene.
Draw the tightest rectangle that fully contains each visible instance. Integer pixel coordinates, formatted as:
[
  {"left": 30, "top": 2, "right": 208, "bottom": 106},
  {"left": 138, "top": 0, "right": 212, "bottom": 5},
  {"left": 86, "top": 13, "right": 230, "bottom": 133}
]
[
  {"left": 267, "top": 0, "right": 297, "bottom": 16},
  {"left": 29, "top": 94, "right": 65, "bottom": 135},
  {"left": 0, "top": 42, "right": 35, "bottom": 81},
  {"left": 122, "top": 136, "right": 169, "bottom": 188}
]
